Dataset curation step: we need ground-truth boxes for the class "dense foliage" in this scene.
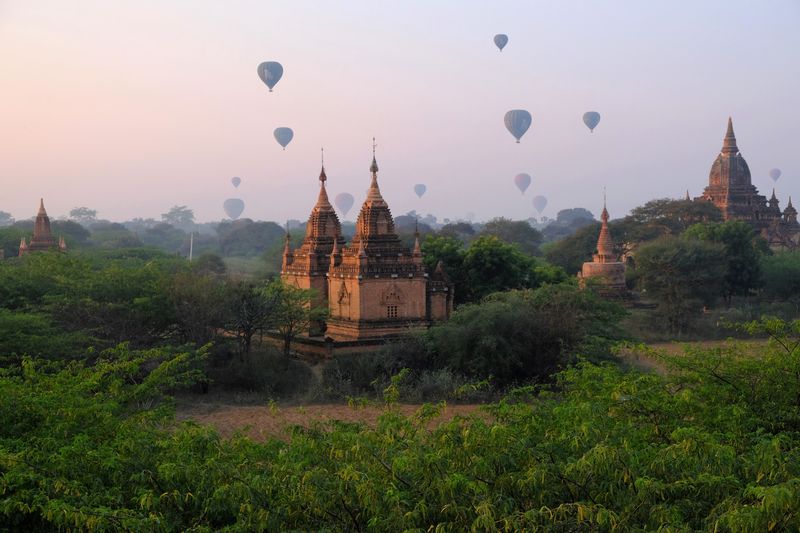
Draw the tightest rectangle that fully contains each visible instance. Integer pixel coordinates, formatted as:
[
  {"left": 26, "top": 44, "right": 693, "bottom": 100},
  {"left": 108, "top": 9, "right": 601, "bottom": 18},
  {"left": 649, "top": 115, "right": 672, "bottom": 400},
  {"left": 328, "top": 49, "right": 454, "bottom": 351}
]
[{"left": 2, "top": 319, "right": 799, "bottom": 530}]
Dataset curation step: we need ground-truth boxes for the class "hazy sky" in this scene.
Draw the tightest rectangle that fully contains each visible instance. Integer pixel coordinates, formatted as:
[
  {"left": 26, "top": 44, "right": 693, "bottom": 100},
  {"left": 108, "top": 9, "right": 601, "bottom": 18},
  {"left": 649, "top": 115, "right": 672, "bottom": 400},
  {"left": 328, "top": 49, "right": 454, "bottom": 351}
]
[{"left": 2, "top": 1, "right": 798, "bottom": 223}]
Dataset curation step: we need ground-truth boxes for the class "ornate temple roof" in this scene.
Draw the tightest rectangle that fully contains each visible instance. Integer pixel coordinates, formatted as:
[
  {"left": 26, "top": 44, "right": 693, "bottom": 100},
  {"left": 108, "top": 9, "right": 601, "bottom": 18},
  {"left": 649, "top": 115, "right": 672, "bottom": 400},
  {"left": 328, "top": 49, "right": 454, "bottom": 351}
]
[
  {"left": 349, "top": 146, "right": 405, "bottom": 255},
  {"left": 708, "top": 118, "right": 752, "bottom": 189},
  {"left": 19, "top": 198, "right": 60, "bottom": 255},
  {"left": 282, "top": 160, "right": 344, "bottom": 275},
  {"left": 303, "top": 163, "right": 342, "bottom": 241},
  {"left": 593, "top": 197, "right": 616, "bottom": 263}
]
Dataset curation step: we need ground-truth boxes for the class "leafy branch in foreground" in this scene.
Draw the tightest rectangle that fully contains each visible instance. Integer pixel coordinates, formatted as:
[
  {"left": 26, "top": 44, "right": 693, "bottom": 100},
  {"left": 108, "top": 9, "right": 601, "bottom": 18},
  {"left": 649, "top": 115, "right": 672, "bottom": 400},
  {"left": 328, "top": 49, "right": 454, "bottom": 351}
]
[{"left": 2, "top": 319, "right": 800, "bottom": 530}]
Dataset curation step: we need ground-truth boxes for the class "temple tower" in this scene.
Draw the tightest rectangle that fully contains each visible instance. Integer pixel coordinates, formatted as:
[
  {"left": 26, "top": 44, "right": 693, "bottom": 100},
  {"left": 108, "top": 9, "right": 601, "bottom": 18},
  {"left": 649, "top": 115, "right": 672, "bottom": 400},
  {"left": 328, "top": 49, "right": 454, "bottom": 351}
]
[
  {"left": 281, "top": 159, "right": 345, "bottom": 334},
  {"left": 325, "top": 146, "right": 434, "bottom": 340},
  {"left": 696, "top": 118, "right": 798, "bottom": 249},
  {"left": 699, "top": 118, "right": 774, "bottom": 225},
  {"left": 577, "top": 196, "right": 627, "bottom": 295},
  {"left": 19, "top": 199, "right": 64, "bottom": 256}
]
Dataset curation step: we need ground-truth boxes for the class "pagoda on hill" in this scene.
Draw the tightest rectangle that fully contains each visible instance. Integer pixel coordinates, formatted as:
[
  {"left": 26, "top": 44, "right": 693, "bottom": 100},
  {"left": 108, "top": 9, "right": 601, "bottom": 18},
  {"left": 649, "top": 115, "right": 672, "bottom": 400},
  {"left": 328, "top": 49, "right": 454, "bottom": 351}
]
[{"left": 19, "top": 199, "right": 66, "bottom": 256}]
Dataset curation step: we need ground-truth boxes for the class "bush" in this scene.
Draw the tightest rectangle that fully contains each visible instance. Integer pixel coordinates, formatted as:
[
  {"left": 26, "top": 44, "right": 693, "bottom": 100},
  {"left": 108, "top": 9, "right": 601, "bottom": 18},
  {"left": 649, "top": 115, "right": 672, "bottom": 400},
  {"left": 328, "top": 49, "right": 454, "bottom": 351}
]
[
  {"left": 207, "top": 348, "right": 315, "bottom": 399},
  {"left": 427, "top": 284, "right": 627, "bottom": 386}
]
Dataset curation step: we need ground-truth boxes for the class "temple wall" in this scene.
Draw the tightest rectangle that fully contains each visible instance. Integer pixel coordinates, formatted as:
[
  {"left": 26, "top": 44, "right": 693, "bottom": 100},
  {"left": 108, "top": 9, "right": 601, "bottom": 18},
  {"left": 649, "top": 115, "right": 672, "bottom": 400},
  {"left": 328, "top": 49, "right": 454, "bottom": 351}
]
[{"left": 581, "top": 261, "right": 626, "bottom": 286}]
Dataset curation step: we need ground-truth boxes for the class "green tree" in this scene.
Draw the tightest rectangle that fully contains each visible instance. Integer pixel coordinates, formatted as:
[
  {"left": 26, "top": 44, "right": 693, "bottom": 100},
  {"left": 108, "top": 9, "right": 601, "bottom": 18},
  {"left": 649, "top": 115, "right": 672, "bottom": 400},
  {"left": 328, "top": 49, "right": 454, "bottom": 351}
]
[
  {"left": 0, "top": 309, "right": 89, "bottom": 365},
  {"left": 543, "top": 222, "right": 603, "bottom": 274},
  {"left": 0, "top": 226, "right": 27, "bottom": 257},
  {"left": 462, "top": 235, "right": 565, "bottom": 302},
  {"left": 192, "top": 252, "right": 227, "bottom": 277},
  {"left": 138, "top": 222, "right": 187, "bottom": 252},
  {"left": 622, "top": 197, "right": 723, "bottom": 239},
  {"left": 761, "top": 251, "right": 800, "bottom": 301},
  {"left": 635, "top": 237, "right": 726, "bottom": 333},
  {"left": 2, "top": 320, "right": 800, "bottom": 531},
  {"left": 226, "top": 281, "right": 279, "bottom": 357},
  {"left": 68, "top": 207, "right": 97, "bottom": 225},
  {"left": 262, "top": 279, "right": 327, "bottom": 356},
  {"left": 0, "top": 210, "right": 14, "bottom": 226},
  {"left": 479, "top": 217, "right": 543, "bottom": 255},
  {"left": 217, "top": 219, "right": 285, "bottom": 257},
  {"left": 421, "top": 235, "right": 468, "bottom": 303},
  {"left": 168, "top": 271, "right": 229, "bottom": 346},
  {"left": 161, "top": 205, "right": 195, "bottom": 230},
  {"left": 87, "top": 222, "right": 142, "bottom": 248},
  {"left": 427, "top": 284, "right": 627, "bottom": 386},
  {"left": 684, "top": 220, "right": 768, "bottom": 302},
  {"left": 438, "top": 221, "right": 476, "bottom": 242},
  {"left": 52, "top": 220, "right": 91, "bottom": 247}
]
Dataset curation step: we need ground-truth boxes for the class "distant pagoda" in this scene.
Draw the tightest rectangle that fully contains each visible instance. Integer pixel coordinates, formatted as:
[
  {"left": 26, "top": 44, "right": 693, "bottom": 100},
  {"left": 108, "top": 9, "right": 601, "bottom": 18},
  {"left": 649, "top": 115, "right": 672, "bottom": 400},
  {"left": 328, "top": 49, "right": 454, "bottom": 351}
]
[
  {"left": 19, "top": 199, "right": 66, "bottom": 256},
  {"left": 695, "top": 118, "right": 798, "bottom": 249},
  {"left": 577, "top": 197, "right": 629, "bottom": 298}
]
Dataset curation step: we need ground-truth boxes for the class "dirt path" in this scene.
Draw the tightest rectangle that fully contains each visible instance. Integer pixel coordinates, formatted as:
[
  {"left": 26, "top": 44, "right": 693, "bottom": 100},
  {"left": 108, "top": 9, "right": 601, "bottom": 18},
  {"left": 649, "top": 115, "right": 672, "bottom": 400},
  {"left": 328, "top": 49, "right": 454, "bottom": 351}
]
[{"left": 176, "top": 401, "right": 485, "bottom": 441}]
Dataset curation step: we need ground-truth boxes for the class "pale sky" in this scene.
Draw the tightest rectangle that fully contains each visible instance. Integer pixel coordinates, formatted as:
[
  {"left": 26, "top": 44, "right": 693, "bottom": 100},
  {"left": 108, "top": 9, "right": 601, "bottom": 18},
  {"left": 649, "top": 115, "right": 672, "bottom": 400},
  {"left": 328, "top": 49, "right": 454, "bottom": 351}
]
[{"left": 1, "top": 0, "right": 798, "bottom": 223}]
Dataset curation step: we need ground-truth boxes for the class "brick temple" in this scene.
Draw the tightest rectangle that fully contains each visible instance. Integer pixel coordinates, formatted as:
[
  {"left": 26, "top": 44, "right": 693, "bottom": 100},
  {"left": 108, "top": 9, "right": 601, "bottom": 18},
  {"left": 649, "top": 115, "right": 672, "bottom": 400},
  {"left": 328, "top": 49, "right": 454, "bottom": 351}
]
[
  {"left": 18, "top": 199, "right": 66, "bottom": 256},
  {"left": 282, "top": 147, "right": 453, "bottom": 344},
  {"left": 577, "top": 198, "right": 628, "bottom": 297},
  {"left": 695, "top": 118, "right": 798, "bottom": 249}
]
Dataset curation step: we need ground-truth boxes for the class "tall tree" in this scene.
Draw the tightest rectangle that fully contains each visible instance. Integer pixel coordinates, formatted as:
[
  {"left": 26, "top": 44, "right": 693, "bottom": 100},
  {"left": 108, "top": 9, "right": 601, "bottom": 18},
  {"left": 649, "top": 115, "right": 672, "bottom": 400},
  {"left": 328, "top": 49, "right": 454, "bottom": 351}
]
[
  {"left": 479, "top": 217, "right": 543, "bottom": 256},
  {"left": 68, "top": 207, "right": 97, "bottom": 225},
  {"left": 226, "top": 281, "right": 279, "bottom": 357},
  {"left": 0, "top": 211, "right": 14, "bottom": 226},
  {"left": 161, "top": 205, "right": 195, "bottom": 230},
  {"left": 683, "top": 221, "right": 767, "bottom": 302},
  {"left": 463, "top": 236, "right": 563, "bottom": 302},
  {"left": 635, "top": 237, "right": 726, "bottom": 333},
  {"left": 261, "top": 279, "right": 327, "bottom": 356}
]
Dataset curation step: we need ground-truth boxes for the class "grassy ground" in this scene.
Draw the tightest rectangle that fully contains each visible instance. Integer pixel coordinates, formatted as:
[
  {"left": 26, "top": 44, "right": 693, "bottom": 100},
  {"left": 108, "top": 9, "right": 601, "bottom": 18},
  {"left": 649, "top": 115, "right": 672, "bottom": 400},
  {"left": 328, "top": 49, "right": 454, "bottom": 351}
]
[
  {"left": 175, "top": 400, "right": 484, "bottom": 441},
  {"left": 178, "top": 338, "right": 770, "bottom": 439},
  {"left": 616, "top": 338, "right": 769, "bottom": 374}
]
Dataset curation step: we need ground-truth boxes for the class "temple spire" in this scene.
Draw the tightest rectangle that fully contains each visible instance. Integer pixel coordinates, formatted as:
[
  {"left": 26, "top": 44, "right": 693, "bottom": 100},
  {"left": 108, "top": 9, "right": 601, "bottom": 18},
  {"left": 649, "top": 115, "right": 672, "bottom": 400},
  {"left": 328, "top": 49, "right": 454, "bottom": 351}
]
[
  {"left": 722, "top": 116, "right": 739, "bottom": 154},
  {"left": 684, "top": 190, "right": 690, "bottom": 201},
  {"left": 319, "top": 147, "right": 327, "bottom": 184},
  {"left": 38, "top": 198, "right": 46, "bottom": 215},
  {"left": 329, "top": 237, "right": 340, "bottom": 267},
  {"left": 600, "top": 188, "right": 609, "bottom": 223},
  {"left": 595, "top": 192, "right": 614, "bottom": 262},
  {"left": 281, "top": 223, "right": 293, "bottom": 270},
  {"left": 314, "top": 149, "right": 333, "bottom": 209},
  {"left": 366, "top": 137, "right": 385, "bottom": 204}
]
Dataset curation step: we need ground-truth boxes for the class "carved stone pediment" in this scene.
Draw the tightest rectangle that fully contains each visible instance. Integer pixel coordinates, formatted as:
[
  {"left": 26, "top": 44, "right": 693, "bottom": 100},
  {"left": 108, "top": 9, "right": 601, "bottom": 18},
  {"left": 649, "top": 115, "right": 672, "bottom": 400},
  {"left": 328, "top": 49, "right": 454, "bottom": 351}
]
[
  {"left": 337, "top": 281, "right": 350, "bottom": 304},
  {"left": 380, "top": 281, "right": 404, "bottom": 304}
]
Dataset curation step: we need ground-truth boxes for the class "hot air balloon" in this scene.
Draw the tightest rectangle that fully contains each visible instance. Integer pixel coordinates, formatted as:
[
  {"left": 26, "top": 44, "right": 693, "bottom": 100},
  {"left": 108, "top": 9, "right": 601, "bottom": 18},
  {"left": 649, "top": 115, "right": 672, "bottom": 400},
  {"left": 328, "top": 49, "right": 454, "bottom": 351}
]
[
  {"left": 414, "top": 184, "right": 427, "bottom": 198},
  {"left": 583, "top": 111, "right": 601, "bottom": 133},
  {"left": 514, "top": 173, "right": 531, "bottom": 194},
  {"left": 335, "top": 193, "right": 354, "bottom": 217},
  {"left": 274, "top": 127, "right": 294, "bottom": 150},
  {"left": 231, "top": 176, "right": 241, "bottom": 188},
  {"left": 257, "top": 61, "right": 283, "bottom": 92},
  {"left": 770, "top": 168, "right": 782, "bottom": 182},
  {"left": 504, "top": 110, "right": 532, "bottom": 143},
  {"left": 532, "top": 195, "right": 547, "bottom": 214},
  {"left": 493, "top": 34, "right": 508, "bottom": 51},
  {"left": 223, "top": 198, "right": 245, "bottom": 220}
]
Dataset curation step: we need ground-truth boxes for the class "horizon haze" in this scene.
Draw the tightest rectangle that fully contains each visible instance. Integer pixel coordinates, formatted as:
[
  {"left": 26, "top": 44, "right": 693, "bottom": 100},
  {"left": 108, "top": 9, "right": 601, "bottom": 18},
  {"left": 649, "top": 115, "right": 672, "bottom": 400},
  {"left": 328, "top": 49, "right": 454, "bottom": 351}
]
[{"left": 2, "top": 0, "right": 798, "bottom": 223}]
